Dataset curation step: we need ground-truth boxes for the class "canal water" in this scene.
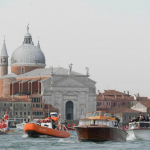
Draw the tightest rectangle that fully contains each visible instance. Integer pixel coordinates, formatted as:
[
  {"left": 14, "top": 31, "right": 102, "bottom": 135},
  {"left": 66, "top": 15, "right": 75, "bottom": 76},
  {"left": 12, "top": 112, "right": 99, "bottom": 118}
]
[{"left": 0, "top": 129, "right": 150, "bottom": 150}]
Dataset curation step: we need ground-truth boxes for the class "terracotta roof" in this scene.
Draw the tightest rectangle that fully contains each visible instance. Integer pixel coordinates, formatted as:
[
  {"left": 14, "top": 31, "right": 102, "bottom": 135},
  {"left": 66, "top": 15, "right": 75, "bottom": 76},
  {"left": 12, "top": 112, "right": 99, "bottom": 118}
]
[
  {"left": 97, "top": 95, "right": 134, "bottom": 101},
  {"left": 102, "top": 90, "right": 127, "bottom": 96},
  {"left": 29, "top": 94, "right": 42, "bottom": 98},
  {"left": 137, "top": 97, "right": 150, "bottom": 101},
  {"left": 0, "top": 97, "right": 31, "bottom": 102},
  {"left": 44, "top": 104, "right": 58, "bottom": 110},
  {"left": 105, "top": 107, "right": 141, "bottom": 113},
  {"left": 139, "top": 101, "right": 150, "bottom": 108}
]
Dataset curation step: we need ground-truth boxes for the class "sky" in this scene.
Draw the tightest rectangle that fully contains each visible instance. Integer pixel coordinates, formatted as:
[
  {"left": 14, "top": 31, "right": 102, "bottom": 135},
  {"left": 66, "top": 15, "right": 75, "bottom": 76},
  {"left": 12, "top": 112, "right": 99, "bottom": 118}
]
[{"left": 0, "top": 0, "right": 150, "bottom": 97}]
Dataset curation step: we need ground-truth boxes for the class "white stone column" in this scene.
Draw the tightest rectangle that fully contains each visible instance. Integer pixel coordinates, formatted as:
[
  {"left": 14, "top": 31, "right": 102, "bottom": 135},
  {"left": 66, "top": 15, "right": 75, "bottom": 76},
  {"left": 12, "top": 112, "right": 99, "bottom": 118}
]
[
  {"left": 77, "top": 91, "right": 80, "bottom": 120},
  {"left": 86, "top": 91, "right": 89, "bottom": 113}
]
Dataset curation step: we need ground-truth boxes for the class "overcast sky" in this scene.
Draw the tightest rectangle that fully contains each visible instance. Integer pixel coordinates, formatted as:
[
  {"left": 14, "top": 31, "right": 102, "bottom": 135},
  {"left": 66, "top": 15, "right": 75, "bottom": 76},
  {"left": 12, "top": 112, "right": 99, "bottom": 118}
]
[{"left": 0, "top": 0, "right": 150, "bottom": 97}]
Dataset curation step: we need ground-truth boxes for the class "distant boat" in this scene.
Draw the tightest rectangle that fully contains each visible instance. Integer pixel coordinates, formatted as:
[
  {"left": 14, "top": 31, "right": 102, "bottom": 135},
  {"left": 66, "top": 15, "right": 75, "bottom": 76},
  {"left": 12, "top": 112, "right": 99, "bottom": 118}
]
[
  {"left": 126, "top": 121, "right": 150, "bottom": 140},
  {"left": 74, "top": 110, "right": 127, "bottom": 142},
  {"left": 16, "top": 122, "right": 26, "bottom": 129}
]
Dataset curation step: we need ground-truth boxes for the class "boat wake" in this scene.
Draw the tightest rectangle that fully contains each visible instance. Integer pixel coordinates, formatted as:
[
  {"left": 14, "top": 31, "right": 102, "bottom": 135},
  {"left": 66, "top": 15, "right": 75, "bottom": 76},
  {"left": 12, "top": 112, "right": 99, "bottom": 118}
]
[
  {"left": 58, "top": 138, "right": 78, "bottom": 144},
  {"left": 22, "top": 134, "right": 28, "bottom": 138}
]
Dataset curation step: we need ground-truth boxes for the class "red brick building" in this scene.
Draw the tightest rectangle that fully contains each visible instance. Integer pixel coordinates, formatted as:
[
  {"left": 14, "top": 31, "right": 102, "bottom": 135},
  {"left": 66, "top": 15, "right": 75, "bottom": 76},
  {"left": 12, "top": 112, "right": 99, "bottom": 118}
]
[{"left": 97, "top": 90, "right": 134, "bottom": 110}]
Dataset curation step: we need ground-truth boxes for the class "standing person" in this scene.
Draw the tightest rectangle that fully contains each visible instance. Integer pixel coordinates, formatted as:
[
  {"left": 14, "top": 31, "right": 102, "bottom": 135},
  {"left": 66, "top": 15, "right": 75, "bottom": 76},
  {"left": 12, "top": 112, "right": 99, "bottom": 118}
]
[
  {"left": 4, "top": 111, "right": 9, "bottom": 129},
  {"left": 146, "top": 114, "right": 150, "bottom": 121}
]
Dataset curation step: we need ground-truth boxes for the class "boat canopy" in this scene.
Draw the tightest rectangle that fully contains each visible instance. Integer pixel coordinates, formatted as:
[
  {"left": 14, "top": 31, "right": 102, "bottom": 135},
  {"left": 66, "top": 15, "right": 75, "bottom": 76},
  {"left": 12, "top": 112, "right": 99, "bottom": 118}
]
[{"left": 85, "top": 111, "right": 115, "bottom": 121}]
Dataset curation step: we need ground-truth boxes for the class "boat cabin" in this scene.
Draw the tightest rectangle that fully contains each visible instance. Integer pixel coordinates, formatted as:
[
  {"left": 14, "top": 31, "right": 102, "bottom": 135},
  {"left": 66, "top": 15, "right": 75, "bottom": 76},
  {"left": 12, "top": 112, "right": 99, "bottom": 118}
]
[
  {"left": 129, "top": 122, "right": 150, "bottom": 129},
  {"left": 79, "top": 111, "right": 117, "bottom": 127},
  {"left": 31, "top": 119, "right": 52, "bottom": 128}
]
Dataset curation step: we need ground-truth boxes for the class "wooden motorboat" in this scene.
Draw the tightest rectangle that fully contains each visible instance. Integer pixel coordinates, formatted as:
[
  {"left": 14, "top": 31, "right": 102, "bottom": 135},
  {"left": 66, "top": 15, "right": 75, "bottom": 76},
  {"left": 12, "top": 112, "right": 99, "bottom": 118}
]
[
  {"left": 126, "top": 121, "right": 150, "bottom": 140},
  {"left": 24, "top": 119, "right": 70, "bottom": 138},
  {"left": 74, "top": 110, "right": 127, "bottom": 142}
]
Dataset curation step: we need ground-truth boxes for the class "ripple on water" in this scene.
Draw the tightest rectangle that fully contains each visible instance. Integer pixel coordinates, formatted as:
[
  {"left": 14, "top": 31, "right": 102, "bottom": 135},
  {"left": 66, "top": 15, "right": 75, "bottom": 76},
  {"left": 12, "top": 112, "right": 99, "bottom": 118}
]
[{"left": 1, "top": 129, "right": 150, "bottom": 150}]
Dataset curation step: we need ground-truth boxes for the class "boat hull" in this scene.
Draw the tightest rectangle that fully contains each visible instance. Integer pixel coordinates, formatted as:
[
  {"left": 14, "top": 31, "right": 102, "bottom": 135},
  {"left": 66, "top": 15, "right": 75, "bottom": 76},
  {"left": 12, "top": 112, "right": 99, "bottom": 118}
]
[
  {"left": 24, "top": 123, "right": 70, "bottom": 138},
  {"left": 127, "top": 129, "right": 150, "bottom": 140},
  {"left": 75, "top": 126, "right": 127, "bottom": 142}
]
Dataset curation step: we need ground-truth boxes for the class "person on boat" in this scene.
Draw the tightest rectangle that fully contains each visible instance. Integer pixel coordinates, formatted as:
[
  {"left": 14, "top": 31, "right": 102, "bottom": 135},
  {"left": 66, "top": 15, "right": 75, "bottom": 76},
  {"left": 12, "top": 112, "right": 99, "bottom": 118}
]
[
  {"left": 67, "top": 124, "right": 70, "bottom": 128},
  {"left": 130, "top": 116, "right": 137, "bottom": 122},
  {"left": 72, "top": 123, "right": 75, "bottom": 127},
  {"left": 4, "top": 111, "right": 9, "bottom": 129},
  {"left": 146, "top": 114, "right": 150, "bottom": 121},
  {"left": 137, "top": 112, "right": 145, "bottom": 121},
  {"left": 0, "top": 120, "right": 3, "bottom": 130}
]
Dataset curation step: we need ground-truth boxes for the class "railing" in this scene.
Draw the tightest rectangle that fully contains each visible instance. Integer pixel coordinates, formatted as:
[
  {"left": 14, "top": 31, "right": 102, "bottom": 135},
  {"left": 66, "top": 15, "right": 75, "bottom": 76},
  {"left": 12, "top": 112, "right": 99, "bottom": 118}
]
[{"left": 129, "top": 121, "right": 150, "bottom": 129}]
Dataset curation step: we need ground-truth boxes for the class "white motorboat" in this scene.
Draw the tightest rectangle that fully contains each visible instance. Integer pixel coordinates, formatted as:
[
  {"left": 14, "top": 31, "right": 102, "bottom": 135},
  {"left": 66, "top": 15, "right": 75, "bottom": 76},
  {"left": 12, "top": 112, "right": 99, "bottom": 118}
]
[
  {"left": 16, "top": 122, "right": 26, "bottom": 129},
  {"left": 126, "top": 121, "right": 150, "bottom": 140}
]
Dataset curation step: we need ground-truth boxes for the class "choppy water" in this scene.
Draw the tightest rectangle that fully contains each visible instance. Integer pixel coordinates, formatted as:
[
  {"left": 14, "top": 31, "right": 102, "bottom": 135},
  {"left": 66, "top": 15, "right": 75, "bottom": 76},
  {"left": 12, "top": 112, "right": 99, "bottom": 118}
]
[{"left": 0, "top": 129, "right": 150, "bottom": 150}]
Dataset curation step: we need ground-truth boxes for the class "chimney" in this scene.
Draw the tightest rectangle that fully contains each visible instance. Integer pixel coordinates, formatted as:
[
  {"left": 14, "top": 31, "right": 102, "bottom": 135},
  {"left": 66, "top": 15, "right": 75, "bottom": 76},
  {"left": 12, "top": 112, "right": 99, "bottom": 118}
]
[
  {"left": 134, "top": 94, "right": 137, "bottom": 100},
  {"left": 97, "top": 90, "right": 100, "bottom": 95},
  {"left": 104, "top": 90, "right": 107, "bottom": 92},
  {"left": 127, "top": 91, "right": 129, "bottom": 95},
  {"left": 137, "top": 93, "right": 139, "bottom": 97},
  {"left": 102, "top": 94, "right": 105, "bottom": 100},
  {"left": 124, "top": 91, "right": 126, "bottom": 94}
]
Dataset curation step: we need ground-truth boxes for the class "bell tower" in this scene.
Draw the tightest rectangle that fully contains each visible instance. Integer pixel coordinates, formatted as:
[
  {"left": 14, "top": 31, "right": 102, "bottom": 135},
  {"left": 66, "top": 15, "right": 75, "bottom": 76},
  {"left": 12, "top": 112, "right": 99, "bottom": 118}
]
[{"left": 0, "top": 38, "right": 8, "bottom": 77}]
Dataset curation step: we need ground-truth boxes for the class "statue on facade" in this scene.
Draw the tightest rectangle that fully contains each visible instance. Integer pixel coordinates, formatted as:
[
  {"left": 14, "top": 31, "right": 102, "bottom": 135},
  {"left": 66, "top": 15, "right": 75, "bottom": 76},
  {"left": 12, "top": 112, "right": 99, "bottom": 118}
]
[
  {"left": 50, "top": 66, "right": 53, "bottom": 74},
  {"left": 85, "top": 67, "right": 89, "bottom": 75},
  {"left": 68, "top": 63, "right": 73, "bottom": 74},
  {"left": 27, "top": 24, "right": 29, "bottom": 32}
]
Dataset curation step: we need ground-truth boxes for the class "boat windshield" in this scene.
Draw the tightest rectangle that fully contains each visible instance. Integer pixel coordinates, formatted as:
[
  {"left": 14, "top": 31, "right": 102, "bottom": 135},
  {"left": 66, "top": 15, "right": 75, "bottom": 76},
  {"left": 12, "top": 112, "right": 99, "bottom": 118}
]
[
  {"left": 101, "top": 112, "right": 115, "bottom": 118},
  {"left": 31, "top": 119, "right": 39, "bottom": 123},
  {"left": 86, "top": 111, "right": 100, "bottom": 118}
]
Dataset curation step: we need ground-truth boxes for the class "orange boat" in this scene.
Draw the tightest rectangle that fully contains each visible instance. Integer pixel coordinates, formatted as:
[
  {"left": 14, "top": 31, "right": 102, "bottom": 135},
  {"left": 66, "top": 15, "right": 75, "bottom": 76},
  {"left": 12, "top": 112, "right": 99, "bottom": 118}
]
[{"left": 24, "top": 118, "right": 70, "bottom": 138}]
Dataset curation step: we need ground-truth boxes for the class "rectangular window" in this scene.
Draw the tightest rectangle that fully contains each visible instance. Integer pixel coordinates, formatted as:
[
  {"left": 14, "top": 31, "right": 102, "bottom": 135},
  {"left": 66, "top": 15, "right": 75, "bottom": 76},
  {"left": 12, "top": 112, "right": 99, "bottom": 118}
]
[
  {"left": 41, "top": 104, "right": 42, "bottom": 108},
  {"left": 36, "top": 104, "right": 40, "bottom": 108},
  {"left": 28, "top": 112, "right": 30, "bottom": 115},
  {"left": 123, "top": 102, "right": 125, "bottom": 105},
  {"left": 16, "top": 112, "right": 18, "bottom": 115},
  {"left": 4, "top": 103, "right": 6, "bottom": 107},
  {"left": 28, "top": 104, "right": 30, "bottom": 107},
  {"left": 10, "top": 103, "right": 12, "bottom": 107},
  {"left": 24, "top": 104, "right": 26, "bottom": 107},
  {"left": 33, "top": 104, "right": 35, "bottom": 108},
  {"left": 24, "top": 112, "right": 26, "bottom": 115},
  {"left": 20, "top": 112, "right": 22, "bottom": 115},
  {"left": 21, "top": 67, "right": 25, "bottom": 74},
  {"left": 113, "top": 103, "right": 115, "bottom": 107},
  {"left": 34, "top": 98, "right": 36, "bottom": 103}
]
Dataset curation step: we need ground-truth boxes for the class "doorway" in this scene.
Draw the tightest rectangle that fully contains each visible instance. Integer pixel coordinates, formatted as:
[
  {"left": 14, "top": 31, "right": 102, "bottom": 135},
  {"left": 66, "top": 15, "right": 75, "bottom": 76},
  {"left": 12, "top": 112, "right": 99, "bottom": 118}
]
[{"left": 66, "top": 101, "right": 73, "bottom": 120}]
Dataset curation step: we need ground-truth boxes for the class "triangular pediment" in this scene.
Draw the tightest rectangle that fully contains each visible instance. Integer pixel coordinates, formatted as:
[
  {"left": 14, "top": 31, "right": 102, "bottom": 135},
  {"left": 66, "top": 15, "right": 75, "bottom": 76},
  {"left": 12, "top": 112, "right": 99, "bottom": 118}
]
[{"left": 53, "top": 77, "right": 88, "bottom": 87}]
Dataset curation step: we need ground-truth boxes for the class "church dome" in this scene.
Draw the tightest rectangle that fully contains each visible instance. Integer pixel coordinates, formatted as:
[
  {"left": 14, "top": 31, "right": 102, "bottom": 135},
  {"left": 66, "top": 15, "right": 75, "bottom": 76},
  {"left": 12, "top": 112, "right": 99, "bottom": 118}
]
[
  {"left": 11, "top": 44, "right": 45, "bottom": 66},
  {"left": 11, "top": 26, "right": 45, "bottom": 67}
]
